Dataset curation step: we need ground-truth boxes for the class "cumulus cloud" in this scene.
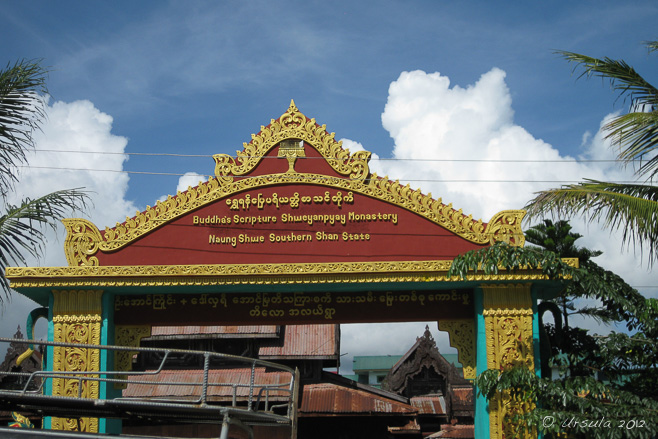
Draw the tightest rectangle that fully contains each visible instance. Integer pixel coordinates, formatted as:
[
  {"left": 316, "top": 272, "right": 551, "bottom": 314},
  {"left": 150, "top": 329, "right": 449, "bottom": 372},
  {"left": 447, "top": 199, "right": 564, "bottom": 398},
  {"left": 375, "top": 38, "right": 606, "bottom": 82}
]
[
  {"left": 2, "top": 99, "right": 137, "bottom": 340},
  {"left": 339, "top": 138, "right": 380, "bottom": 161},
  {"left": 17, "top": 99, "right": 137, "bottom": 240},
  {"left": 374, "top": 69, "right": 630, "bottom": 220},
  {"left": 340, "top": 69, "right": 654, "bottom": 363},
  {"left": 176, "top": 172, "right": 208, "bottom": 193}
]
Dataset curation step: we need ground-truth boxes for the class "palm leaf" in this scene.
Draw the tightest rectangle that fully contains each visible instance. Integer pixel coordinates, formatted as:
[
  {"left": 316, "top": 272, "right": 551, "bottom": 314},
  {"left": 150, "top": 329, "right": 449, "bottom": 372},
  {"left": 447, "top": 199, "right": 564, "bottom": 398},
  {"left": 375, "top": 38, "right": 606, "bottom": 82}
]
[
  {"left": 557, "top": 44, "right": 658, "bottom": 178},
  {"left": 0, "top": 59, "right": 49, "bottom": 198},
  {"left": 556, "top": 48, "right": 658, "bottom": 106},
  {"left": 572, "top": 306, "right": 619, "bottom": 325},
  {"left": 525, "top": 180, "right": 658, "bottom": 264},
  {"left": 0, "top": 189, "right": 89, "bottom": 298},
  {"left": 604, "top": 111, "right": 658, "bottom": 178}
]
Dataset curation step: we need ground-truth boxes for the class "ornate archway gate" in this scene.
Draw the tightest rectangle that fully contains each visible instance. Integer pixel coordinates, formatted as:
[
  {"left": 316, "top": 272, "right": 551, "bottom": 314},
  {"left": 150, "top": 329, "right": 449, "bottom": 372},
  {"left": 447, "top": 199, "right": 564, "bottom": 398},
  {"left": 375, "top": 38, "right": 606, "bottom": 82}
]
[{"left": 7, "top": 102, "right": 562, "bottom": 438}]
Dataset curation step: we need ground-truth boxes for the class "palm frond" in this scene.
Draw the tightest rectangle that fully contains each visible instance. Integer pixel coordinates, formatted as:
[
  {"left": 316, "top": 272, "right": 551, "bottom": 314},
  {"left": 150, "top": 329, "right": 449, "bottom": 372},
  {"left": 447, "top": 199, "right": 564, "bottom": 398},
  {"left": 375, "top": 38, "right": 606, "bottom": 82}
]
[
  {"left": 0, "top": 59, "right": 49, "bottom": 198},
  {"left": 604, "top": 111, "right": 658, "bottom": 178},
  {"left": 0, "top": 188, "right": 89, "bottom": 298},
  {"left": 555, "top": 50, "right": 658, "bottom": 106},
  {"left": 525, "top": 180, "right": 658, "bottom": 264},
  {"left": 572, "top": 306, "right": 619, "bottom": 325},
  {"left": 556, "top": 47, "right": 658, "bottom": 179}
]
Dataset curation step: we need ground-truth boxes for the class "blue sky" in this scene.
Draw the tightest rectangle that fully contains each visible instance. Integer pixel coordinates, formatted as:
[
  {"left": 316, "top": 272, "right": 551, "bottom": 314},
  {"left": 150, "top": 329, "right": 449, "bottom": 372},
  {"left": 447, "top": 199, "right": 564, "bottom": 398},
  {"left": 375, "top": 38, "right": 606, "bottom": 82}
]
[
  {"left": 2, "top": 1, "right": 656, "bottom": 368},
  {"left": 5, "top": 1, "right": 657, "bottom": 200}
]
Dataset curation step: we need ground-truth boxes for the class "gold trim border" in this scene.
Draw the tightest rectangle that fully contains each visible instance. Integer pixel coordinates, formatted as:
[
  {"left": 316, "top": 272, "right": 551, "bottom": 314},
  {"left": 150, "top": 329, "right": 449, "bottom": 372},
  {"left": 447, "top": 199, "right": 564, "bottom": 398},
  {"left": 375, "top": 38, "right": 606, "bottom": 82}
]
[{"left": 6, "top": 260, "right": 565, "bottom": 289}]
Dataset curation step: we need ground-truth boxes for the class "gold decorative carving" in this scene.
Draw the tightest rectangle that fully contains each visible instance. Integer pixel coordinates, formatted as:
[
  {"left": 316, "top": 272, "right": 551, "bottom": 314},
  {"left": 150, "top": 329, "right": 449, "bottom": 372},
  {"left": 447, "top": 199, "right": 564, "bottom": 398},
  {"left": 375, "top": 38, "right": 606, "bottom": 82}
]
[
  {"left": 482, "top": 284, "right": 535, "bottom": 439},
  {"left": 366, "top": 176, "right": 526, "bottom": 245},
  {"left": 278, "top": 139, "right": 305, "bottom": 173},
  {"left": 51, "top": 290, "right": 103, "bottom": 433},
  {"left": 6, "top": 260, "right": 561, "bottom": 290},
  {"left": 485, "top": 210, "right": 526, "bottom": 247},
  {"left": 10, "top": 412, "right": 34, "bottom": 428},
  {"left": 55, "top": 101, "right": 526, "bottom": 265},
  {"left": 62, "top": 219, "right": 102, "bottom": 266},
  {"left": 438, "top": 319, "right": 476, "bottom": 380},
  {"left": 114, "top": 325, "right": 151, "bottom": 389},
  {"left": 212, "top": 99, "right": 371, "bottom": 184}
]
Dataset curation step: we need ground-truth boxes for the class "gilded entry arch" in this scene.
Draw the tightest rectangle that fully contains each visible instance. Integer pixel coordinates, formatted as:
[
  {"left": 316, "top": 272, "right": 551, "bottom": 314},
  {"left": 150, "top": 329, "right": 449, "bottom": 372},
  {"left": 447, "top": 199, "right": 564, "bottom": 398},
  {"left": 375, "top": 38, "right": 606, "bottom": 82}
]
[{"left": 7, "top": 101, "right": 551, "bottom": 438}]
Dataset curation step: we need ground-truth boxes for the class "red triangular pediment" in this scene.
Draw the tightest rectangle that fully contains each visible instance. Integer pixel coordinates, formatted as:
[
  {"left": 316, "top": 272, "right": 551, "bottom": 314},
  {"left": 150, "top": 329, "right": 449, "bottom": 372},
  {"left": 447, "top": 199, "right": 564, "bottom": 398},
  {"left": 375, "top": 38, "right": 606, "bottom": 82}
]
[{"left": 63, "top": 101, "right": 524, "bottom": 267}]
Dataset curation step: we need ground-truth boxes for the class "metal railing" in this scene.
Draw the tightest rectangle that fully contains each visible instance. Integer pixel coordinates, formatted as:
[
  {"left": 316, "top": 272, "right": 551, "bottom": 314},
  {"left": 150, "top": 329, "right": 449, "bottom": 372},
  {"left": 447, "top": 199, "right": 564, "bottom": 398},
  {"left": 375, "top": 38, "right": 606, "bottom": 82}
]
[{"left": 0, "top": 336, "right": 299, "bottom": 437}]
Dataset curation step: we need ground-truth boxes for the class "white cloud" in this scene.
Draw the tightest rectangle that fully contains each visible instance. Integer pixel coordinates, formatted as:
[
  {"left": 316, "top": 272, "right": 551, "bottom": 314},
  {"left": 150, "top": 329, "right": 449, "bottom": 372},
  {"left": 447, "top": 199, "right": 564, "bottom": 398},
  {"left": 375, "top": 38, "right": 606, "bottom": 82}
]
[
  {"left": 176, "top": 172, "right": 207, "bottom": 193},
  {"left": 374, "top": 69, "right": 628, "bottom": 220},
  {"left": 2, "top": 99, "right": 137, "bottom": 341},
  {"left": 340, "top": 69, "right": 654, "bottom": 363},
  {"left": 17, "top": 99, "right": 137, "bottom": 242}
]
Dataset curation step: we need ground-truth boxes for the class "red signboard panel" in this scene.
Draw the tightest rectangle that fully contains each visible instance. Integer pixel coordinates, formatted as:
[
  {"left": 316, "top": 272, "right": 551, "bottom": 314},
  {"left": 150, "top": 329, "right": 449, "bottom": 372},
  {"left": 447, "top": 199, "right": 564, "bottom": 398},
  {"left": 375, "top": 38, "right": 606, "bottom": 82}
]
[{"left": 96, "top": 185, "right": 486, "bottom": 266}]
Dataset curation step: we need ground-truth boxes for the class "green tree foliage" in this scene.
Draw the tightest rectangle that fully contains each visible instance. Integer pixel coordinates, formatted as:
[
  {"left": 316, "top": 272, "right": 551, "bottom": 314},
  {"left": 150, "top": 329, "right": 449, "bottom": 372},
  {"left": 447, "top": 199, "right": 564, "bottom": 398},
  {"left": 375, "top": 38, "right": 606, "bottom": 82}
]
[
  {"left": 526, "top": 220, "right": 602, "bottom": 330},
  {"left": 448, "top": 239, "right": 658, "bottom": 439},
  {"left": 0, "top": 59, "right": 88, "bottom": 302},
  {"left": 526, "top": 41, "right": 658, "bottom": 265}
]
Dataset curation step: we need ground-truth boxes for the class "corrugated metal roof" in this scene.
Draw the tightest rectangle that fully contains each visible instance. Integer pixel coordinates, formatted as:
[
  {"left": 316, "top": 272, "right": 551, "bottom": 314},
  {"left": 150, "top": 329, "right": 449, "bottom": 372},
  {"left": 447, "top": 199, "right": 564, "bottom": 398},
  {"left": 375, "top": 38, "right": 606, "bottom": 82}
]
[
  {"left": 124, "top": 370, "right": 416, "bottom": 415},
  {"left": 410, "top": 395, "right": 446, "bottom": 415},
  {"left": 387, "top": 419, "right": 421, "bottom": 434},
  {"left": 149, "top": 325, "right": 279, "bottom": 338},
  {"left": 428, "top": 424, "right": 475, "bottom": 438},
  {"left": 123, "top": 368, "right": 291, "bottom": 401},
  {"left": 259, "top": 325, "right": 337, "bottom": 358},
  {"left": 299, "top": 383, "right": 417, "bottom": 415},
  {"left": 452, "top": 386, "right": 474, "bottom": 407}
]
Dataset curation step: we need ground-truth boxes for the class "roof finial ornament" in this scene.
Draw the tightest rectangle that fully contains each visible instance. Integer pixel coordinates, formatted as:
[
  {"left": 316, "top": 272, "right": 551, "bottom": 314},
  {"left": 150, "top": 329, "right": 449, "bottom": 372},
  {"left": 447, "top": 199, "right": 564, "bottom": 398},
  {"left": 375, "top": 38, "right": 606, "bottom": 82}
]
[{"left": 418, "top": 325, "right": 436, "bottom": 348}]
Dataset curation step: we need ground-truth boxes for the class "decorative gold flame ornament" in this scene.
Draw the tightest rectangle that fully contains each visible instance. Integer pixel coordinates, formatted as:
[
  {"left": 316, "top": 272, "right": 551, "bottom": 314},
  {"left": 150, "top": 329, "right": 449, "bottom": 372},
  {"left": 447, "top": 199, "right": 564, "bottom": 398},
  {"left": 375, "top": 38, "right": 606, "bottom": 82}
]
[{"left": 277, "top": 139, "right": 305, "bottom": 173}]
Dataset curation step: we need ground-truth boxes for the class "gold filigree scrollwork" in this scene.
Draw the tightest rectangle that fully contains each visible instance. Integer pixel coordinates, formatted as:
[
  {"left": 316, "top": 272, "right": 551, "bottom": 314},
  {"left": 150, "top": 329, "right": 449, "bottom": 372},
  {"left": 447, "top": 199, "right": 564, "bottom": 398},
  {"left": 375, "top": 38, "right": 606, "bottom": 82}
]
[
  {"left": 62, "top": 219, "right": 102, "bottom": 266},
  {"left": 438, "top": 319, "right": 476, "bottom": 380},
  {"left": 212, "top": 100, "right": 371, "bottom": 183},
  {"left": 114, "top": 325, "right": 151, "bottom": 389},
  {"left": 51, "top": 290, "right": 103, "bottom": 433},
  {"left": 485, "top": 210, "right": 527, "bottom": 246},
  {"left": 482, "top": 284, "right": 535, "bottom": 439},
  {"left": 79, "top": 171, "right": 524, "bottom": 262},
  {"left": 367, "top": 173, "right": 525, "bottom": 245}
]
